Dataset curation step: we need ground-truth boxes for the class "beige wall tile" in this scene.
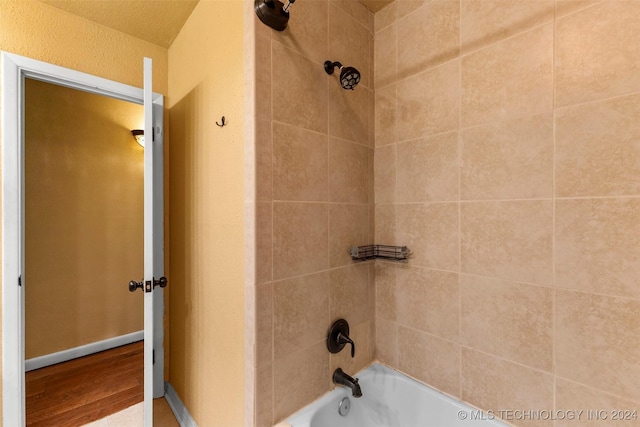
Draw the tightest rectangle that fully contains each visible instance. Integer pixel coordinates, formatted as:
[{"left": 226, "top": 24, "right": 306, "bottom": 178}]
[
  {"left": 257, "top": 283, "right": 274, "bottom": 367},
  {"left": 397, "top": 60, "right": 460, "bottom": 141},
  {"left": 460, "top": 274, "right": 553, "bottom": 371},
  {"left": 255, "top": 118, "right": 272, "bottom": 202},
  {"left": 256, "top": 363, "right": 273, "bottom": 427},
  {"left": 255, "top": 12, "right": 272, "bottom": 40},
  {"left": 375, "top": 1, "right": 397, "bottom": 33},
  {"left": 460, "top": 0, "right": 554, "bottom": 54},
  {"left": 330, "top": 263, "right": 371, "bottom": 325},
  {"left": 461, "top": 348, "right": 554, "bottom": 427},
  {"left": 375, "top": 204, "right": 396, "bottom": 245},
  {"left": 273, "top": 122, "right": 328, "bottom": 202},
  {"left": 255, "top": 34, "right": 271, "bottom": 121},
  {"left": 374, "top": 144, "right": 396, "bottom": 204},
  {"left": 273, "top": 342, "right": 330, "bottom": 422},
  {"left": 555, "top": 0, "right": 602, "bottom": 18},
  {"left": 256, "top": 202, "right": 273, "bottom": 285},
  {"left": 375, "top": 262, "right": 398, "bottom": 321},
  {"left": 329, "top": 204, "right": 370, "bottom": 268},
  {"left": 555, "top": 378, "right": 640, "bottom": 427},
  {"left": 272, "top": 42, "right": 328, "bottom": 134},
  {"left": 273, "top": 272, "right": 330, "bottom": 360},
  {"left": 461, "top": 24, "right": 553, "bottom": 127},
  {"left": 396, "top": 267, "right": 459, "bottom": 341},
  {"left": 375, "top": 317, "right": 398, "bottom": 366},
  {"left": 556, "top": 198, "right": 640, "bottom": 300},
  {"left": 397, "top": 0, "right": 429, "bottom": 19},
  {"left": 329, "top": 139, "right": 371, "bottom": 203},
  {"left": 374, "top": 23, "right": 397, "bottom": 89},
  {"left": 368, "top": 262, "right": 376, "bottom": 326},
  {"left": 368, "top": 148, "right": 375, "bottom": 201},
  {"left": 461, "top": 113, "right": 553, "bottom": 200},
  {"left": 461, "top": 201, "right": 553, "bottom": 285},
  {"left": 556, "top": 289, "right": 640, "bottom": 401},
  {"left": 555, "top": 1, "right": 640, "bottom": 107},
  {"left": 555, "top": 93, "right": 640, "bottom": 197},
  {"left": 331, "top": 0, "right": 374, "bottom": 32},
  {"left": 329, "top": 84, "right": 371, "bottom": 145},
  {"left": 273, "top": 202, "right": 328, "bottom": 280},
  {"left": 329, "top": 4, "right": 372, "bottom": 90},
  {"left": 397, "top": 0, "right": 459, "bottom": 79},
  {"left": 271, "top": 0, "right": 328, "bottom": 64},
  {"left": 374, "top": 84, "right": 397, "bottom": 146},
  {"left": 396, "top": 131, "right": 459, "bottom": 203},
  {"left": 397, "top": 202, "right": 459, "bottom": 271},
  {"left": 398, "top": 326, "right": 460, "bottom": 398}
]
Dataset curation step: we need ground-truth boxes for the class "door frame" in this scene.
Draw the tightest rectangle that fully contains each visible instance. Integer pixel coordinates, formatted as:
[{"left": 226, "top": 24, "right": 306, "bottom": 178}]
[{"left": 1, "top": 51, "right": 165, "bottom": 426}]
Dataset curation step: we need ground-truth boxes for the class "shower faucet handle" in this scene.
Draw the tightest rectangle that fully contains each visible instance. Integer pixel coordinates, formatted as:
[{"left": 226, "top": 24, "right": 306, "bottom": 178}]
[
  {"left": 337, "top": 332, "right": 355, "bottom": 358},
  {"left": 327, "top": 319, "right": 356, "bottom": 358}
]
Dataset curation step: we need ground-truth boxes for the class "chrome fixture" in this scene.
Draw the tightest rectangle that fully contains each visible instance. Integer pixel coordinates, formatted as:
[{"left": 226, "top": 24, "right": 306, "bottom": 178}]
[
  {"left": 338, "top": 396, "right": 351, "bottom": 417},
  {"left": 327, "top": 318, "right": 355, "bottom": 357},
  {"left": 324, "top": 61, "right": 361, "bottom": 90},
  {"left": 333, "top": 368, "right": 362, "bottom": 398}
]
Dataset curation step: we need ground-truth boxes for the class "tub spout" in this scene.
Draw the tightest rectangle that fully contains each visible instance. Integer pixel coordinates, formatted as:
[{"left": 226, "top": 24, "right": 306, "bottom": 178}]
[{"left": 333, "top": 368, "right": 362, "bottom": 398}]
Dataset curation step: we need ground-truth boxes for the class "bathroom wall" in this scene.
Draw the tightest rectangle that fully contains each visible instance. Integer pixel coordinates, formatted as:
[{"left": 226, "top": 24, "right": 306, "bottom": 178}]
[
  {"left": 374, "top": 0, "right": 640, "bottom": 424},
  {"left": 167, "top": 1, "right": 246, "bottom": 425},
  {"left": 0, "top": 0, "right": 168, "bottom": 422},
  {"left": 24, "top": 78, "right": 144, "bottom": 359},
  {"left": 252, "top": 1, "right": 376, "bottom": 424}
]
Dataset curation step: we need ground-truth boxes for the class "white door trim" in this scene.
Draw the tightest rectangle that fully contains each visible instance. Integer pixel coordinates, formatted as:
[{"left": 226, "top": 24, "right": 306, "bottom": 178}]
[{"left": 1, "top": 51, "right": 164, "bottom": 426}]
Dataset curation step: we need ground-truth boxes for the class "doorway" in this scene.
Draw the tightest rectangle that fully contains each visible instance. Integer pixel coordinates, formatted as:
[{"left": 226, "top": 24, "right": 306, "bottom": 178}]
[
  {"left": 23, "top": 77, "right": 145, "bottom": 425},
  {"left": 2, "top": 52, "right": 165, "bottom": 427}
]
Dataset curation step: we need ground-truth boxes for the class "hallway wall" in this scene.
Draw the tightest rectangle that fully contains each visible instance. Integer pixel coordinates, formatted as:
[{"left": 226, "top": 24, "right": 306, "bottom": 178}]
[{"left": 24, "top": 79, "right": 144, "bottom": 359}]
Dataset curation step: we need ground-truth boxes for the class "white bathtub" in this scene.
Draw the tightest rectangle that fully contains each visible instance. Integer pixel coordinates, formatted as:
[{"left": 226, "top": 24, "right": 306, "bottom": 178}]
[{"left": 285, "top": 363, "right": 508, "bottom": 427}]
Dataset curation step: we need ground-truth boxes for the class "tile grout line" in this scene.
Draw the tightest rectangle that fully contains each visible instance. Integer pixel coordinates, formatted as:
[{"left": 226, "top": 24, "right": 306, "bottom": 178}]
[{"left": 552, "top": 2, "right": 558, "bottom": 422}]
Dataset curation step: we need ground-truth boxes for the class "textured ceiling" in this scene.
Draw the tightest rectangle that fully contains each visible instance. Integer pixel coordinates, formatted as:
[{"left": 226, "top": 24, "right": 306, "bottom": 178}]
[
  {"left": 38, "top": 0, "right": 392, "bottom": 49},
  {"left": 358, "top": 0, "right": 394, "bottom": 13},
  {"left": 38, "top": 0, "right": 199, "bottom": 48}
]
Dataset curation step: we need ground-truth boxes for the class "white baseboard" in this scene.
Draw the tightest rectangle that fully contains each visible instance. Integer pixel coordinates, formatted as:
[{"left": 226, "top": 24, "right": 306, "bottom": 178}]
[
  {"left": 165, "top": 382, "right": 198, "bottom": 427},
  {"left": 25, "top": 330, "right": 144, "bottom": 371}
]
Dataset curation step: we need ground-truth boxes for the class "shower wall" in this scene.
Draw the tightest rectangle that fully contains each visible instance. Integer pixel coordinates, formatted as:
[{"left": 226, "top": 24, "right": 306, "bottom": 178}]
[
  {"left": 252, "top": 1, "right": 375, "bottom": 425},
  {"left": 374, "top": 0, "right": 640, "bottom": 424}
]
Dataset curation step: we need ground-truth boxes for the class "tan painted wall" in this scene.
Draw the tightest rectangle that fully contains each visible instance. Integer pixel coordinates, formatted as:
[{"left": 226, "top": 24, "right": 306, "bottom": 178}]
[
  {"left": 24, "top": 78, "right": 144, "bottom": 359},
  {"left": 167, "top": 1, "right": 245, "bottom": 425},
  {"left": 0, "top": 0, "right": 169, "bottom": 421}
]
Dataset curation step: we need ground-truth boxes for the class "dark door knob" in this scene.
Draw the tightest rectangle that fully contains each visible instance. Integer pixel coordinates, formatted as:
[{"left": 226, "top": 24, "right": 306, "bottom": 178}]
[
  {"left": 129, "top": 277, "right": 167, "bottom": 293},
  {"left": 154, "top": 276, "right": 168, "bottom": 289},
  {"left": 129, "top": 280, "right": 143, "bottom": 293}
]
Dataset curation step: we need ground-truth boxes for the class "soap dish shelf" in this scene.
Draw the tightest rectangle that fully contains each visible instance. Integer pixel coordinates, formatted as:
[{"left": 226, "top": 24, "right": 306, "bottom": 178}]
[{"left": 349, "top": 245, "right": 410, "bottom": 263}]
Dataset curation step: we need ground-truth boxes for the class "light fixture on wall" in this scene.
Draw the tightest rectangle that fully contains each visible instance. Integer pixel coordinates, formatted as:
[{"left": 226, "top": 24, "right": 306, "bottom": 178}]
[{"left": 131, "top": 129, "right": 144, "bottom": 147}]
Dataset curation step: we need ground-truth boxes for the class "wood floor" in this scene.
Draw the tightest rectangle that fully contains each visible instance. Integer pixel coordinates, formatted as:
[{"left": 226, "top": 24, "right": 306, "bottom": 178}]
[{"left": 26, "top": 341, "right": 143, "bottom": 427}]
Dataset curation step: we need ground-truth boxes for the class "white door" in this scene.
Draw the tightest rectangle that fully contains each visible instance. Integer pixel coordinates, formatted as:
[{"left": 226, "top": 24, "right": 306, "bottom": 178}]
[
  {"left": 1, "top": 52, "right": 165, "bottom": 426},
  {"left": 143, "top": 57, "right": 166, "bottom": 427}
]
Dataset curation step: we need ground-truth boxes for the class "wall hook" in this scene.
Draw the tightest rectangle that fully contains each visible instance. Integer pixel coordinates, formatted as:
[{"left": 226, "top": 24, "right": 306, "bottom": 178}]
[{"left": 216, "top": 116, "right": 226, "bottom": 127}]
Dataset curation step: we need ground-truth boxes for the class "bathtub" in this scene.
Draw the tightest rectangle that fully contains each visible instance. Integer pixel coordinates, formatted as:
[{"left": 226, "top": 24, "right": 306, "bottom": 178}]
[{"left": 285, "top": 363, "right": 508, "bottom": 427}]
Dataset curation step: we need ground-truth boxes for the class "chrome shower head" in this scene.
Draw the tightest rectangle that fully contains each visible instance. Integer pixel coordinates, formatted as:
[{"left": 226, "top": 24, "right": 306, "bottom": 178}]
[{"left": 324, "top": 60, "right": 361, "bottom": 90}]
